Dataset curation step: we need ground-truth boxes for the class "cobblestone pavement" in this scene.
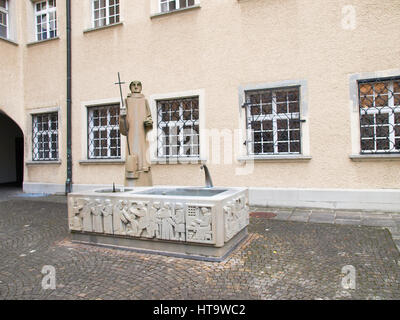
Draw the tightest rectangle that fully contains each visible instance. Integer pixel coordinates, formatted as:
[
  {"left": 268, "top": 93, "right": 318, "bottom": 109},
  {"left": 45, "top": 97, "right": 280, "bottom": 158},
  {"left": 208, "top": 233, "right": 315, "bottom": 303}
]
[
  {"left": 0, "top": 198, "right": 399, "bottom": 300},
  {"left": 250, "top": 207, "right": 400, "bottom": 251},
  {"left": 0, "top": 185, "right": 24, "bottom": 202}
]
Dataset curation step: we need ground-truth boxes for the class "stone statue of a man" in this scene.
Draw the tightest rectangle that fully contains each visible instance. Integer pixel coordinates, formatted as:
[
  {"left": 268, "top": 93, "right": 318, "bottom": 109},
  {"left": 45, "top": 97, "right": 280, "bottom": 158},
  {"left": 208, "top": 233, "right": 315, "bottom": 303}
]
[{"left": 119, "top": 81, "right": 153, "bottom": 186}]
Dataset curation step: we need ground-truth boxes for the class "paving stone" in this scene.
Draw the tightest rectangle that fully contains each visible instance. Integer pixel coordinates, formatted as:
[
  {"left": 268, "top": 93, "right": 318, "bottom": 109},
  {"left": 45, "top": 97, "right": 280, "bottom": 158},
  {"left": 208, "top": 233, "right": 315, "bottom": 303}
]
[
  {"left": 309, "top": 213, "right": 335, "bottom": 224},
  {"left": 293, "top": 209, "right": 312, "bottom": 214},
  {"left": 334, "top": 219, "right": 362, "bottom": 226},
  {"left": 361, "top": 219, "right": 397, "bottom": 227},
  {"left": 391, "top": 214, "right": 400, "bottom": 221},
  {"left": 310, "top": 208, "right": 334, "bottom": 214},
  {"left": 274, "top": 211, "right": 293, "bottom": 220},
  {"left": 0, "top": 198, "right": 399, "bottom": 300},
  {"left": 289, "top": 210, "right": 310, "bottom": 222},
  {"left": 335, "top": 211, "right": 362, "bottom": 220},
  {"left": 289, "top": 215, "right": 309, "bottom": 222},
  {"left": 392, "top": 235, "right": 400, "bottom": 240},
  {"left": 268, "top": 207, "right": 295, "bottom": 212},
  {"left": 362, "top": 213, "right": 392, "bottom": 220}
]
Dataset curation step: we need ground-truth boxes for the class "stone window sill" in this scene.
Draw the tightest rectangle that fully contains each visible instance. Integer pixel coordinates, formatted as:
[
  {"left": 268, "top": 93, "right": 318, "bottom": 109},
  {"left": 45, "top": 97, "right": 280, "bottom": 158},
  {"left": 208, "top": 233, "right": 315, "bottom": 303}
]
[
  {"left": 0, "top": 36, "right": 18, "bottom": 46},
  {"left": 26, "top": 160, "right": 61, "bottom": 165},
  {"left": 83, "top": 22, "right": 123, "bottom": 34},
  {"left": 238, "top": 155, "right": 312, "bottom": 162},
  {"left": 151, "top": 157, "right": 206, "bottom": 165},
  {"left": 349, "top": 154, "right": 400, "bottom": 162},
  {"left": 27, "top": 36, "right": 60, "bottom": 47},
  {"left": 150, "top": 5, "right": 201, "bottom": 19},
  {"left": 79, "top": 159, "right": 125, "bottom": 165}
]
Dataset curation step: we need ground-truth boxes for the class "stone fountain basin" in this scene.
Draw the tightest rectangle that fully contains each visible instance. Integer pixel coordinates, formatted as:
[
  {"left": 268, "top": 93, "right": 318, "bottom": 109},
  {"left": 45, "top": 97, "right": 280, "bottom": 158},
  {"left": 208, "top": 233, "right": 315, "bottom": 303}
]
[{"left": 68, "top": 186, "right": 249, "bottom": 261}]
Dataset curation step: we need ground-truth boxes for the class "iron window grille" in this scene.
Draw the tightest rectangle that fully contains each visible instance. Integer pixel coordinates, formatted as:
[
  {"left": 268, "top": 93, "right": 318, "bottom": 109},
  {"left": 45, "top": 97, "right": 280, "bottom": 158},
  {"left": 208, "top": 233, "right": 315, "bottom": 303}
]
[
  {"left": 0, "top": 0, "right": 8, "bottom": 39},
  {"left": 244, "top": 87, "right": 302, "bottom": 155},
  {"left": 87, "top": 104, "right": 121, "bottom": 159},
  {"left": 32, "top": 112, "right": 59, "bottom": 161},
  {"left": 92, "top": 0, "right": 119, "bottom": 28},
  {"left": 35, "top": 0, "right": 57, "bottom": 41},
  {"left": 157, "top": 97, "right": 200, "bottom": 158},
  {"left": 359, "top": 78, "right": 400, "bottom": 153},
  {"left": 160, "top": 0, "right": 195, "bottom": 13}
]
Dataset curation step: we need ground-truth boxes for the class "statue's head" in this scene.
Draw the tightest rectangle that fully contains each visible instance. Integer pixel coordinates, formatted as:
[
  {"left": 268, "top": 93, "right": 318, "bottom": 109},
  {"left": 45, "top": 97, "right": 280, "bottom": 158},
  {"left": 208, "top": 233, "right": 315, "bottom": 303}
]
[{"left": 129, "top": 81, "right": 142, "bottom": 94}]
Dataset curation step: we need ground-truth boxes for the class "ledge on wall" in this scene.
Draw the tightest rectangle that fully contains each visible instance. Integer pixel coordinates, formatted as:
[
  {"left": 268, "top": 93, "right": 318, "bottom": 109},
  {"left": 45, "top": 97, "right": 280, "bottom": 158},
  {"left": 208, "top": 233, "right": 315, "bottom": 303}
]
[
  {"left": 0, "top": 36, "right": 18, "bottom": 46},
  {"left": 150, "top": 5, "right": 201, "bottom": 19},
  {"left": 26, "top": 161, "right": 62, "bottom": 165},
  {"left": 237, "top": 155, "right": 312, "bottom": 162},
  {"left": 79, "top": 159, "right": 125, "bottom": 165},
  {"left": 26, "top": 36, "right": 60, "bottom": 47},
  {"left": 151, "top": 157, "right": 206, "bottom": 165},
  {"left": 83, "top": 22, "right": 123, "bottom": 34},
  {"left": 349, "top": 154, "right": 400, "bottom": 161}
]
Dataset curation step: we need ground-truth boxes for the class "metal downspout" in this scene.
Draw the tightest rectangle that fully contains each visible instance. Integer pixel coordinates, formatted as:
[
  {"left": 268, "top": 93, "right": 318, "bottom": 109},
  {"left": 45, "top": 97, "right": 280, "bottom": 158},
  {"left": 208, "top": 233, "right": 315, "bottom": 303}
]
[{"left": 65, "top": 0, "right": 72, "bottom": 194}]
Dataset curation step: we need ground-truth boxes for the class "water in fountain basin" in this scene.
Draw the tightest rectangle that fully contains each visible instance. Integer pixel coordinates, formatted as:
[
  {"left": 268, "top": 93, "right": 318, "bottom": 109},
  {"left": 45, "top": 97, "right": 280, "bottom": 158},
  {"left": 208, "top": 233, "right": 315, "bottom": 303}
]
[{"left": 134, "top": 187, "right": 228, "bottom": 197}]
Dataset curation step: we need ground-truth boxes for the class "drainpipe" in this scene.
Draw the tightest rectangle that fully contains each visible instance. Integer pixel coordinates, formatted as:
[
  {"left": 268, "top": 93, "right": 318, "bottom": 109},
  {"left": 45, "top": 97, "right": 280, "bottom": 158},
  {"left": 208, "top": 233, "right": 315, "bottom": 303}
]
[{"left": 65, "top": 0, "right": 72, "bottom": 194}]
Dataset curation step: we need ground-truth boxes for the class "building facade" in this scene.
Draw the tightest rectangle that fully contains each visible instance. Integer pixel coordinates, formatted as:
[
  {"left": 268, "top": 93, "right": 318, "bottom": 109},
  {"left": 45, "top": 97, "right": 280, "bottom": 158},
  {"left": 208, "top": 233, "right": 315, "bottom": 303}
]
[{"left": 0, "top": 0, "right": 399, "bottom": 210}]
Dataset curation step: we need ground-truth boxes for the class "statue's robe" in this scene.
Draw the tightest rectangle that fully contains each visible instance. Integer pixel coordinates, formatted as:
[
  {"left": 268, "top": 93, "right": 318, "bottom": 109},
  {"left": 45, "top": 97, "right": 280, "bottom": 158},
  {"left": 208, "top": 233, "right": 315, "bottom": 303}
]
[{"left": 119, "top": 93, "right": 153, "bottom": 186}]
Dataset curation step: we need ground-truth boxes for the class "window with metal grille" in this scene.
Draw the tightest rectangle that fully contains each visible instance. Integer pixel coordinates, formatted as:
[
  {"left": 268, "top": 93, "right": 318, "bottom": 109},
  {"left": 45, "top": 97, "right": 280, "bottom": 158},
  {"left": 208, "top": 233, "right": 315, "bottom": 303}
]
[
  {"left": 92, "top": 0, "right": 119, "bottom": 28},
  {"left": 0, "top": 0, "right": 8, "bottom": 39},
  {"left": 359, "top": 79, "right": 400, "bottom": 153},
  {"left": 160, "top": 0, "right": 195, "bottom": 13},
  {"left": 244, "top": 87, "right": 302, "bottom": 155},
  {"left": 32, "top": 112, "right": 59, "bottom": 161},
  {"left": 87, "top": 104, "right": 121, "bottom": 159},
  {"left": 35, "top": 0, "right": 57, "bottom": 41},
  {"left": 157, "top": 97, "right": 199, "bottom": 158}
]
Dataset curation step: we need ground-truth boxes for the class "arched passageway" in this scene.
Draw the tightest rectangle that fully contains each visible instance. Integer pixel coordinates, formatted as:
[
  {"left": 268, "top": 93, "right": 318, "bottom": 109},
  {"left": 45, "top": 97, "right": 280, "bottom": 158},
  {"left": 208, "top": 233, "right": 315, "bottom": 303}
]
[{"left": 0, "top": 112, "right": 24, "bottom": 188}]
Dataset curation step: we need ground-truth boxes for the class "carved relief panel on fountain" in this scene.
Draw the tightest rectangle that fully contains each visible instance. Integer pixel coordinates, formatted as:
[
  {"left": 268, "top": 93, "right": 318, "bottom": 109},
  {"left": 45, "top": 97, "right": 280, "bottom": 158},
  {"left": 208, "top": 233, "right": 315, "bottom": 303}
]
[
  {"left": 68, "top": 188, "right": 248, "bottom": 248},
  {"left": 186, "top": 205, "right": 215, "bottom": 244}
]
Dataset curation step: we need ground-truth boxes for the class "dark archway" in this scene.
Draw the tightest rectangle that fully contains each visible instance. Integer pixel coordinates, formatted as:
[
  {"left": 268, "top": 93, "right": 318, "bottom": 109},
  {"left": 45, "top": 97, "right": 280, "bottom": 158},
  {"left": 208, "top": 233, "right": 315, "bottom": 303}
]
[{"left": 0, "top": 112, "right": 24, "bottom": 188}]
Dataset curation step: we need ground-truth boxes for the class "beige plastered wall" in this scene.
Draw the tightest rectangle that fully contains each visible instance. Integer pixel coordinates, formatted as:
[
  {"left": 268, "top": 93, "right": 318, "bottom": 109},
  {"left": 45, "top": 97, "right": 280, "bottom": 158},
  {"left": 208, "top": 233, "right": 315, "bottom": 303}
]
[
  {"left": 0, "top": 0, "right": 25, "bottom": 179},
  {"left": 1, "top": 0, "right": 400, "bottom": 190}
]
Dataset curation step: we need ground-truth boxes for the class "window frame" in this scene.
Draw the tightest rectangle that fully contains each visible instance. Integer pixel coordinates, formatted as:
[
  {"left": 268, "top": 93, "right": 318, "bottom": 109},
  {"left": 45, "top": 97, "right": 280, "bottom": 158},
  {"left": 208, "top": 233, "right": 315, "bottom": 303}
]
[
  {"left": 149, "top": 89, "right": 205, "bottom": 164},
  {"left": 156, "top": 96, "right": 200, "bottom": 159},
  {"left": 238, "top": 80, "right": 310, "bottom": 162},
  {"left": 92, "top": 0, "right": 120, "bottom": 29},
  {"left": 34, "top": 0, "right": 57, "bottom": 41},
  {"left": 159, "top": 0, "right": 195, "bottom": 13},
  {"left": 32, "top": 112, "right": 59, "bottom": 162},
  {"left": 87, "top": 104, "right": 121, "bottom": 160},
  {"left": 358, "top": 77, "right": 400, "bottom": 154},
  {"left": 244, "top": 86, "right": 303, "bottom": 156},
  {"left": 0, "top": 0, "right": 8, "bottom": 39}
]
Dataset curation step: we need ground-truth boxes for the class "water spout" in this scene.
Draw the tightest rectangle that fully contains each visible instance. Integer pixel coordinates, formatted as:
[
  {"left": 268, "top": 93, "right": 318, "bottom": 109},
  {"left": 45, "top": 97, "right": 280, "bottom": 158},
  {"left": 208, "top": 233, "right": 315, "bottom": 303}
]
[{"left": 200, "top": 165, "right": 214, "bottom": 188}]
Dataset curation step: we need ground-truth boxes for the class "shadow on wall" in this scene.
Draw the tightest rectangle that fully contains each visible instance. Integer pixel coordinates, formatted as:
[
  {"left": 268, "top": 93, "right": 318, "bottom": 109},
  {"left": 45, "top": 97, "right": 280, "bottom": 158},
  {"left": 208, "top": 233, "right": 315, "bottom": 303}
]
[{"left": 0, "top": 112, "right": 24, "bottom": 187}]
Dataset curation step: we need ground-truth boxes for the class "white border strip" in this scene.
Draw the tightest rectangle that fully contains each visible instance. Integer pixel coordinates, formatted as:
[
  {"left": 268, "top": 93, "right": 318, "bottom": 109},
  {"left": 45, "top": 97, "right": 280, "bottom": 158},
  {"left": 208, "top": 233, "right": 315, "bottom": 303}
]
[
  {"left": 250, "top": 187, "right": 400, "bottom": 212},
  {"left": 22, "top": 182, "right": 400, "bottom": 212}
]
